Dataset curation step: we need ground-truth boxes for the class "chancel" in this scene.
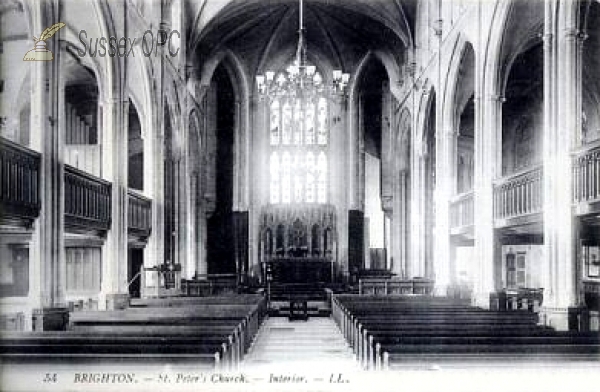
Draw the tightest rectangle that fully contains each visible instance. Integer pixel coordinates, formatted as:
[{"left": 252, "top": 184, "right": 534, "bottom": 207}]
[{"left": 0, "top": 0, "right": 599, "bottom": 376}]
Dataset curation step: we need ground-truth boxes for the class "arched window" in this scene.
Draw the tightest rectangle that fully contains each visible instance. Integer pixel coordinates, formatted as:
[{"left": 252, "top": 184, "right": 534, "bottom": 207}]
[
  {"left": 270, "top": 100, "right": 280, "bottom": 145},
  {"left": 268, "top": 61, "right": 329, "bottom": 204}
]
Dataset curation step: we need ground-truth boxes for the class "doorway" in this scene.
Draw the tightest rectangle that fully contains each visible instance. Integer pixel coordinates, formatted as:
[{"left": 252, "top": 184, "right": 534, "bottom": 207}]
[{"left": 128, "top": 248, "right": 143, "bottom": 298}]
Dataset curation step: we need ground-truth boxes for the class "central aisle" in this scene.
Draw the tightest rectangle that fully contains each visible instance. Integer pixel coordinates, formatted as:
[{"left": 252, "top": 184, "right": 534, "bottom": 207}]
[{"left": 243, "top": 316, "right": 358, "bottom": 370}]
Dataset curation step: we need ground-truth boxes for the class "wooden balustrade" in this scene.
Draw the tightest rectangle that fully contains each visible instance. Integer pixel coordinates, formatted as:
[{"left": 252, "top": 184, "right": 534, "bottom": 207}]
[
  {"left": 450, "top": 191, "right": 474, "bottom": 229},
  {"left": 493, "top": 165, "right": 543, "bottom": 220},
  {"left": 0, "top": 137, "right": 41, "bottom": 219},
  {"left": 128, "top": 190, "right": 152, "bottom": 236},
  {"left": 64, "top": 165, "right": 111, "bottom": 230},
  {"left": 572, "top": 142, "right": 600, "bottom": 204}
]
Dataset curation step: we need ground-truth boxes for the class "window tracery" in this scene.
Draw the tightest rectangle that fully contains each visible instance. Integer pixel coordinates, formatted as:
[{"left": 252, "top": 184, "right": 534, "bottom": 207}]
[{"left": 268, "top": 63, "right": 329, "bottom": 204}]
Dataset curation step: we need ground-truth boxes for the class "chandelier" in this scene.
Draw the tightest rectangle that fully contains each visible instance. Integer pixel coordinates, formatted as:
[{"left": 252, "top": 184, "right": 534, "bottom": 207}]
[{"left": 256, "top": 0, "right": 350, "bottom": 99}]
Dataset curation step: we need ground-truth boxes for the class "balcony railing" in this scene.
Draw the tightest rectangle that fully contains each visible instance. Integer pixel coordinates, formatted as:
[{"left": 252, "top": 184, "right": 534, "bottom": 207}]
[
  {"left": 572, "top": 142, "right": 600, "bottom": 204},
  {"left": 128, "top": 189, "right": 152, "bottom": 236},
  {"left": 450, "top": 191, "right": 474, "bottom": 229},
  {"left": 494, "top": 165, "right": 543, "bottom": 220},
  {"left": 64, "top": 165, "right": 111, "bottom": 231},
  {"left": 0, "top": 137, "right": 41, "bottom": 219}
]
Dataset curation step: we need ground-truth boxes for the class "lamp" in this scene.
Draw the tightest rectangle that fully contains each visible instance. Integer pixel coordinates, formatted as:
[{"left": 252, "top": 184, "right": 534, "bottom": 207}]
[{"left": 256, "top": 0, "right": 350, "bottom": 99}]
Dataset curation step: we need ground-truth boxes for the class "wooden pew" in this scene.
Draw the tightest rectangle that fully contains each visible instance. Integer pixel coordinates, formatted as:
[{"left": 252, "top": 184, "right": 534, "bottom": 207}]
[
  {"left": 331, "top": 294, "right": 600, "bottom": 370},
  {"left": 1, "top": 295, "right": 267, "bottom": 370},
  {"left": 130, "top": 294, "right": 264, "bottom": 308},
  {"left": 0, "top": 331, "right": 224, "bottom": 368}
]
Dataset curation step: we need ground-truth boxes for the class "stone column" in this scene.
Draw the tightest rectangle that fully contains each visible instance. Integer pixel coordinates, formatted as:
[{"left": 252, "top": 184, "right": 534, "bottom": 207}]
[
  {"left": 472, "top": 94, "right": 502, "bottom": 308},
  {"left": 29, "top": 0, "right": 68, "bottom": 330},
  {"left": 399, "top": 171, "right": 409, "bottom": 277},
  {"left": 100, "top": 99, "right": 129, "bottom": 310},
  {"left": 409, "top": 112, "right": 425, "bottom": 279},
  {"left": 348, "top": 88, "right": 361, "bottom": 211},
  {"left": 540, "top": 0, "right": 581, "bottom": 330},
  {"left": 384, "top": 214, "right": 392, "bottom": 269},
  {"left": 250, "top": 96, "right": 266, "bottom": 281},
  {"left": 390, "top": 171, "right": 401, "bottom": 277},
  {"left": 175, "top": 151, "right": 186, "bottom": 286},
  {"left": 143, "top": 93, "right": 164, "bottom": 296},
  {"left": 433, "top": 125, "right": 457, "bottom": 294},
  {"left": 233, "top": 93, "right": 251, "bottom": 286}
]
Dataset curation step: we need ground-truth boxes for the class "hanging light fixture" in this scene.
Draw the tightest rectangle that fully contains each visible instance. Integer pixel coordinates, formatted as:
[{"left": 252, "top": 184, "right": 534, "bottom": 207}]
[{"left": 256, "top": 0, "right": 350, "bottom": 98}]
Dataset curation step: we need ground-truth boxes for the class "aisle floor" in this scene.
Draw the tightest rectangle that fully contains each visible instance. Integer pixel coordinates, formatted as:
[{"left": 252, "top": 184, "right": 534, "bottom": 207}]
[{"left": 243, "top": 316, "right": 358, "bottom": 371}]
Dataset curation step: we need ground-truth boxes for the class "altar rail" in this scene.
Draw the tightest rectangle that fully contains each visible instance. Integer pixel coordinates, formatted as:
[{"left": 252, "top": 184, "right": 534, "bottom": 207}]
[
  {"left": 0, "top": 137, "right": 41, "bottom": 219},
  {"left": 493, "top": 165, "right": 543, "bottom": 220},
  {"left": 64, "top": 165, "right": 111, "bottom": 231},
  {"left": 450, "top": 191, "right": 474, "bottom": 229},
  {"left": 181, "top": 274, "right": 238, "bottom": 296},
  {"left": 572, "top": 142, "right": 600, "bottom": 204},
  {"left": 359, "top": 278, "right": 434, "bottom": 296},
  {"left": 128, "top": 189, "right": 152, "bottom": 235}
]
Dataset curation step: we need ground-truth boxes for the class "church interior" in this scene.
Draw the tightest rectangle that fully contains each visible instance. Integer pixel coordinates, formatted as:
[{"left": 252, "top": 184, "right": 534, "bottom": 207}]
[{"left": 0, "top": 0, "right": 599, "bottom": 377}]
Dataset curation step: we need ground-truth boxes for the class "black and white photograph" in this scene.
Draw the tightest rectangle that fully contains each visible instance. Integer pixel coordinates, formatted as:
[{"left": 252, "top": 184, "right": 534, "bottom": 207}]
[{"left": 0, "top": 0, "right": 599, "bottom": 391}]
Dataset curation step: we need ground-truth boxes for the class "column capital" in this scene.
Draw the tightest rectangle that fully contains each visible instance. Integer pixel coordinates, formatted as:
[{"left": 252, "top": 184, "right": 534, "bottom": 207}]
[
  {"left": 577, "top": 31, "right": 589, "bottom": 44},
  {"left": 100, "top": 98, "right": 130, "bottom": 106},
  {"left": 444, "top": 129, "right": 459, "bottom": 138},
  {"left": 562, "top": 27, "right": 578, "bottom": 37},
  {"left": 541, "top": 32, "right": 554, "bottom": 43},
  {"left": 486, "top": 94, "right": 506, "bottom": 103}
]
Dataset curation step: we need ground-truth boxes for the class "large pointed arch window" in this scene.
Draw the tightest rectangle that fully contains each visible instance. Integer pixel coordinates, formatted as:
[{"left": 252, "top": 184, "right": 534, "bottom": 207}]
[{"left": 268, "top": 64, "right": 329, "bottom": 204}]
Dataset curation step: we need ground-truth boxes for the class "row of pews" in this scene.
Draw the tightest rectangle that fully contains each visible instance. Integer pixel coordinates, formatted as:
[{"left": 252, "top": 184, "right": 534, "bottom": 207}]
[
  {"left": 0, "top": 294, "right": 267, "bottom": 370},
  {"left": 332, "top": 295, "right": 600, "bottom": 370}
]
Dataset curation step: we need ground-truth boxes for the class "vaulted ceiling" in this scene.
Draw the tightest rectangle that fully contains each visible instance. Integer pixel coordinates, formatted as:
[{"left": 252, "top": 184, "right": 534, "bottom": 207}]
[{"left": 188, "top": 0, "right": 417, "bottom": 79}]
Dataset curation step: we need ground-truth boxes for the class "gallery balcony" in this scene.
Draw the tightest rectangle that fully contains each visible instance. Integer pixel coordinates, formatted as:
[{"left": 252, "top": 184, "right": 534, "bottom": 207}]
[
  {"left": 493, "top": 165, "right": 543, "bottom": 229},
  {"left": 64, "top": 165, "right": 111, "bottom": 232},
  {"left": 128, "top": 189, "right": 152, "bottom": 238},
  {"left": 572, "top": 141, "right": 600, "bottom": 216},
  {"left": 0, "top": 137, "right": 41, "bottom": 224},
  {"left": 449, "top": 191, "right": 474, "bottom": 241}
]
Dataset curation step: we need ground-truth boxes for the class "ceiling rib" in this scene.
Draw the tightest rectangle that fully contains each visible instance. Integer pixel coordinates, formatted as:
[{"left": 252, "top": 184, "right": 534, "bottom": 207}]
[
  {"left": 307, "top": 4, "right": 344, "bottom": 71},
  {"left": 255, "top": 5, "right": 294, "bottom": 75}
]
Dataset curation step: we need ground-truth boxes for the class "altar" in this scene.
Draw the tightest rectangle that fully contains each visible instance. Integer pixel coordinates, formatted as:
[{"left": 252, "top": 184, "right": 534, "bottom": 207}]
[{"left": 259, "top": 204, "right": 337, "bottom": 285}]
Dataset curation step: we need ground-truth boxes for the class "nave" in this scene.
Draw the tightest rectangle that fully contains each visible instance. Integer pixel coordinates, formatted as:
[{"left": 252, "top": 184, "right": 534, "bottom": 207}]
[
  {"left": 2, "top": 2, "right": 600, "bottom": 390},
  {"left": 1, "top": 291, "right": 599, "bottom": 391},
  {"left": 2, "top": 293, "right": 598, "bottom": 366}
]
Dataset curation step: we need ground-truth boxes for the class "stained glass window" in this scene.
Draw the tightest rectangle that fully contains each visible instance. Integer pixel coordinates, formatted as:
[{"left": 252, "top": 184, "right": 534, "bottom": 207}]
[
  {"left": 282, "top": 101, "right": 292, "bottom": 145},
  {"left": 305, "top": 99, "right": 315, "bottom": 145},
  {"left": 270, "top": 152, "right": 280, "bottom": 203},
  {"left": 317, "top": 97, "right": 328, "bottom": 145},
  {"left": 267, "top": 63, "right": 329, "bottom": 204},
  {"left": 293, "top": 99, "right": 302, "bottom": 145},
  {"left": 317, "top": 151, "right": 327, "bottom": 203},
  {"left": 270, "top": 100, "right": 280, "bottom": 145},
  {"left": 306, "top": 172, "right": 315, "bottom": 202},
  {"left": 281, "top": 151, "right": 291, "bottom": 203}
]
